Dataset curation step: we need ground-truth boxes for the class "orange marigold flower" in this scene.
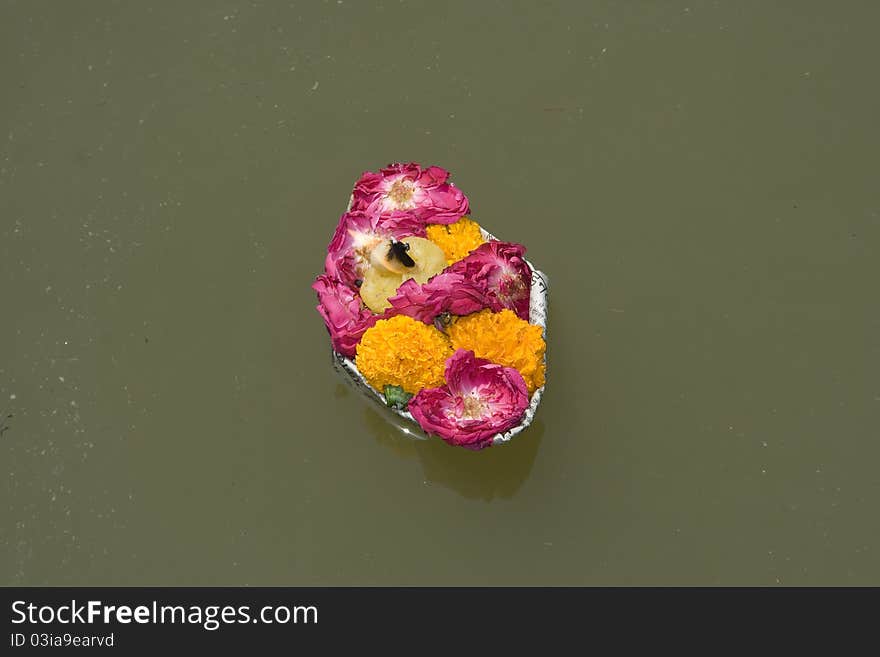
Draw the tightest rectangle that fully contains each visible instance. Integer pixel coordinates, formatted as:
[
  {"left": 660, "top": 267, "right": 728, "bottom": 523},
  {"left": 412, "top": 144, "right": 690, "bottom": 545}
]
[
  {"left": 426, "top": 217, "right": 486, "bottom": 265},
  {"left": 355, "top": 315, "right": 453, "bottom": 394},
  {"left": 446, "top": 309, "right": 546, "bottom": 394}
]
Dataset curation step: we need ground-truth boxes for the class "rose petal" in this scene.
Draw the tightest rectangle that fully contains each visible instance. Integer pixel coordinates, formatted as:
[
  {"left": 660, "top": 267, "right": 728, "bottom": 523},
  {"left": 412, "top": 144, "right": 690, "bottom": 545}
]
[
  {"left": 350, "top": 162, "right": 470, "bottom": 226},
  {"left": 408, "top": 349, "right": 529, "bottom": 449},
  {"left": 312, "top": 274, "right": 379, "bottom": 357}
]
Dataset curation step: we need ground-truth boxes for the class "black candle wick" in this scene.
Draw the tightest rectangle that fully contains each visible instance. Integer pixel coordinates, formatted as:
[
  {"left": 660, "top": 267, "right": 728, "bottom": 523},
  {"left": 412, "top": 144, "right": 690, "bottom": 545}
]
[{"left": 388, "top": 240, "right": 415, "bottom": 268}]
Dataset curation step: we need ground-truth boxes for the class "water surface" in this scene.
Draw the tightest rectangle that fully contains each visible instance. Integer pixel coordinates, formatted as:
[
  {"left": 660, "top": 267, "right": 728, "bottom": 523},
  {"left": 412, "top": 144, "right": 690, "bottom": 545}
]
[{"left": 2, "top": 1, "right": 879, "bottom": 585}]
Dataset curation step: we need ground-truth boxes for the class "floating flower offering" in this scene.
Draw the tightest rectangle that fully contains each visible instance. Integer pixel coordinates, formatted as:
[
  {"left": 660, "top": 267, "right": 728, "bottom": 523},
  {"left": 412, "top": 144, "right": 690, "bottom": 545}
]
[{"left": 313, "top": 163, "right": 548, "bottom": 449}]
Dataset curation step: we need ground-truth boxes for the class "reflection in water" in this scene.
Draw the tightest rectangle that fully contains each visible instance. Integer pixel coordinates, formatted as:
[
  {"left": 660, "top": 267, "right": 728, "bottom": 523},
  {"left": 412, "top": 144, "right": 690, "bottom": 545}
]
[{"left": 362, "top": 404, "right": 543, "bottom": 501}]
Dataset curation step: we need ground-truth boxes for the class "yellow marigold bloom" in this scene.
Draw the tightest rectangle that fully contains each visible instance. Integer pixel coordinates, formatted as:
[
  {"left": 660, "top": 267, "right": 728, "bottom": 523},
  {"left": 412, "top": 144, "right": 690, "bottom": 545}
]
[
  {"left": 426, "top": 217, "right": 486, "bottom": 265},
  {"left": 355, "top": 315, "right": 453, "bottom": 394},
  {"left": 447, "top": 309, "right": 546, "bottom": 394}
]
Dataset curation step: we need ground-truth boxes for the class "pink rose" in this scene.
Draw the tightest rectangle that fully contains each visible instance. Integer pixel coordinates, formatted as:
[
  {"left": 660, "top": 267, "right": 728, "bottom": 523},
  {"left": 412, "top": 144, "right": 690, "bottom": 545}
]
[
  {"left": 350, "top": 162, "right": 470, "bottom": 225},
  {"left": 324, "top": 209, "right": 425, "bottom": 289},
  {"left": 408, "top": 349, "right": 530, "bottom": 449},
  {"left": 446, "top": 241, "right": 532, "bottom": 320},
  {"left": 385, "top": 241, "right": 532, "bottom": 325},
  {"left": 312, "top": 274, "right": 379, "bottom": 357},
  {"left": 387, "top": 272, "right": 487, "bottom": 325}
]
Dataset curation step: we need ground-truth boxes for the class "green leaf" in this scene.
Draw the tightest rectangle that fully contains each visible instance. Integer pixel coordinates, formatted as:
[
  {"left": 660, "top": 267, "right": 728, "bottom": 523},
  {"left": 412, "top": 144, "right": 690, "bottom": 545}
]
[{"left": 383, "top": 385, "right": 413, "bottom": 409}]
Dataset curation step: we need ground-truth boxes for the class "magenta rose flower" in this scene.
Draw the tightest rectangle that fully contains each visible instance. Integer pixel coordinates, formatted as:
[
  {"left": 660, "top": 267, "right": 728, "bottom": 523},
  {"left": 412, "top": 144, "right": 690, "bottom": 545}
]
[
  {"left": 447, "top": 241, "right": 532, "bottom": 320},
  {"left": 324, "top": 209, "right": 425, "bottom": 288},
  {"left": 312, "top": 274, "right": 380, "bottom": 358},
  {"left": 350, "top": 162, "right": 470, "bottom": 225},
  {"left": 408, "top": 349, "right": 530, "bottom": 450},
  {"left": 387, "top": 271, "right": 487, "bottom": 325},
  {"left": 386, "top": 240, "right": 532, "bottom": 325}
]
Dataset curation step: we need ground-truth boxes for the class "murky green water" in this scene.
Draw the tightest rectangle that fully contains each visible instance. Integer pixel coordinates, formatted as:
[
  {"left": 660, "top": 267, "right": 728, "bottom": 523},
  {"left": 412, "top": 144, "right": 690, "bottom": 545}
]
[{"left": 2, "top": 1, "right": 879, "bottom": 585}]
